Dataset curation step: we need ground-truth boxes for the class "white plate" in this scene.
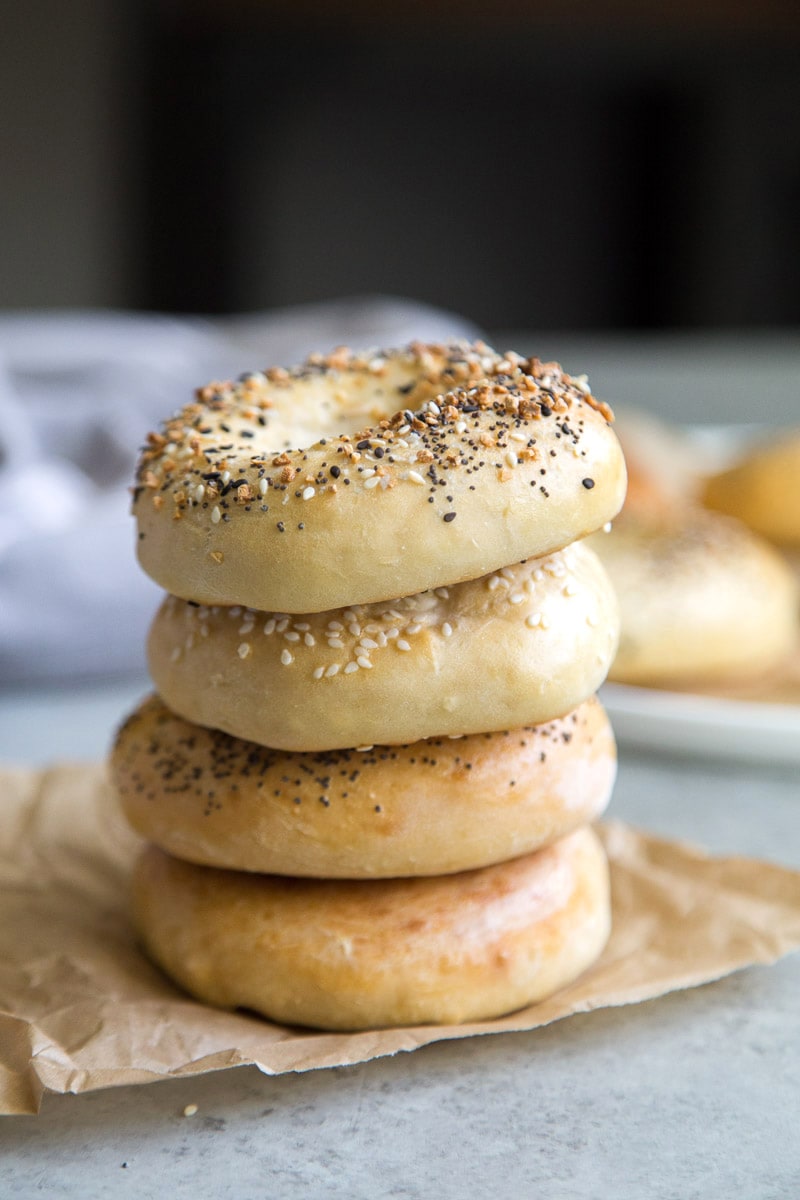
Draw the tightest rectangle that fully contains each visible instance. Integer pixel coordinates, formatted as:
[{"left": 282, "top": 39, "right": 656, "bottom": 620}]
[{"left": 601, "top": 683, "right": 800, "bottom": 766}]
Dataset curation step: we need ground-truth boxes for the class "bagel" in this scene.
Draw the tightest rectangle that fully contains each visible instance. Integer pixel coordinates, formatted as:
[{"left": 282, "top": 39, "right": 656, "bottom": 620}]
[
  {"left": 132, "top": 826, "right": 610, "bottom": 1029},
  {"left": 703, "top": 430, "right": 800, "bottom": 548},
  {"left": 588, "top": 509, "right": 799, "bottom": 686},
  {"left": 147, "top": 541, "right": 620, "bottom": 752},
  {"left": 112, "top": 694, "right": 616, "bottom": 878},
  {"left": 133, "top": 342, "right": 625, "bottom": 612}
]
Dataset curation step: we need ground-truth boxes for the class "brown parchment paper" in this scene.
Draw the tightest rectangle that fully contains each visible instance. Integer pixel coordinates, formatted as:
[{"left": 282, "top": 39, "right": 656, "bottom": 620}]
[{"left": 2, "top": 763, "right": 800, "bottom": 1116}]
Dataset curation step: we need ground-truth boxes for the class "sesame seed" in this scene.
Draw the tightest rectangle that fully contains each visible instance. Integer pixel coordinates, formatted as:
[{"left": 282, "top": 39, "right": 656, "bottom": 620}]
[
  {"left": 325, "top": 664, "right": 340, "bottom": 677},
  {"left": 284, "top": 631, "right": 300, "bottom": 642},
  {"left": 263, "top": 619, "right": 276, "bottom": 635},
  {"left": 211, "top": 506, "right": 221, "bottom": 524},
  {"left": 221, "top": 470, "right": 231, "bottom": 485},
  {"left": 526, "top": 613, "right": 542, "bottom": 628},
  {"left": 344, "top": 662, "right": 359, "bottom": 674},
  {"left": 304, "top": 633, "right": 316, "bottom": 646},
  {"left": 280, "top": 649, "right": 294, "bottom": 666},
  {"left": 259, "top": 477, "right": 269, "bottom": 495},
  {"left": 238, "top": 643, "right": 251, "bottom": 659},
  {"left": 302, "top": 486, "right": 315, "bottom": 500},
  {"left": 356, "top": 655, "right": 373, "bottom": 669},
  {"left": 313, "top": 666, "right": 325, "bottom": 679},
  {"left": 397, "top": 639, "right": 411, "bottom": 651},
  {"left": 407, "top": 470, "right": 426, "bottom": 484},
  {"left": 327, "top": 638, "right": 344, "bottom": 649},
  {"left": 509, "top": 593, "right": 525, "bottom": 605},
  {"left": 364, "top": 476, "right": 380, "bottom": 489},
  {"left": 442, "top": 622, "right": 453, "bottom": 637}
]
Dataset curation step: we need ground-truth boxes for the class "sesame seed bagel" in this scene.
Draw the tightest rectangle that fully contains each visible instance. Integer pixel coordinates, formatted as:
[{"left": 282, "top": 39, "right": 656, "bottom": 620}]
[
  {"left": 112, "top": 694, "right": 615, "bottom": 879},
  {"left": 588, "top": 509, "right": 799, "bottom": 686},
  {"left": 703, "top": 429, "right": 800, "bottom": 548},
  {"left": 147, "top": 541, "right": 620, "bottom": 752},
  {"left": 132, "top": 826, "right": 610, "bottom": 1030},
  {"left": 133, "top": 342, "right": 625, "bottom": 613}
]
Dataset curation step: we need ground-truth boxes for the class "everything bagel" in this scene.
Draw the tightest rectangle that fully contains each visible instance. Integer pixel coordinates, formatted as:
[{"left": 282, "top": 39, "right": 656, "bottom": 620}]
[
  {"left": 147, "top": 541, "right": 620, "bottom": 752},
  {"left": 132, "top": 826, "right": 611, "bottom": 1029},
  {"left": 133, "top": 343, "right": 626, "bottom": 612},
  {"left": 112, "top": 694, "right": 616, "bottom": 878}
]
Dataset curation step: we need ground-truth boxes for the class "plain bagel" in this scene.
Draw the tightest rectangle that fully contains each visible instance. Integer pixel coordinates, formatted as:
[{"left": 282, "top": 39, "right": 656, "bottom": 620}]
[
  {"left": 133, "top": 342, "right": 626, "bottom": 612},
  {"left": 147, "top": 541, "right": 620, "bottom": 752},
  {"left": 132, "top": 826, "right": 610, "bottom": 1030},
  {"left": 112, "top": 694, "right": 616, "bottom": 878}
]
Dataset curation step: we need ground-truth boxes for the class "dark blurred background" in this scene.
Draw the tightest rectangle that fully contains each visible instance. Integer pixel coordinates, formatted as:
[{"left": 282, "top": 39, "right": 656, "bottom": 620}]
[{"left": 3, "top": 0, "right": 800, "bottom": 331}]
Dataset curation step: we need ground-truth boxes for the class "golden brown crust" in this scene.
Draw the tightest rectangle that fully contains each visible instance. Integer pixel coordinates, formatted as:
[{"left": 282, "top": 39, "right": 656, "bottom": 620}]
[
  {"left": 112, "top": 694, "right": 616, "bottom": 878},
  {"left": 703, "top": 431, "right": 800, "bottom": 548},
  {"left": 588, "top": 508, "right": 799, "bottom": 686},
  {"left": 147, "top": 542, "right": 620, "bottom": 751},
  {"left": 133, "top": 343, "right": 626, "bottom": 612},
  {"left": 132, "top": 827, "right": 610, "bottom": 1029}
]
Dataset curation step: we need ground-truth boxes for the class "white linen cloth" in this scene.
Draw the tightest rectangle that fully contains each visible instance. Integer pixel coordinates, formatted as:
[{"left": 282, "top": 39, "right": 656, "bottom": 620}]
[{"left": 0, "top": 298, "right": 479, "bottom": 683}]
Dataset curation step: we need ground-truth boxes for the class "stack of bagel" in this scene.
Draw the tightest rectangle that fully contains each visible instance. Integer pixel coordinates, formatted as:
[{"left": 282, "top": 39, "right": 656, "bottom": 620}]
[{"left": 112, "top": 342, "right": 627, "bottom": 1030}]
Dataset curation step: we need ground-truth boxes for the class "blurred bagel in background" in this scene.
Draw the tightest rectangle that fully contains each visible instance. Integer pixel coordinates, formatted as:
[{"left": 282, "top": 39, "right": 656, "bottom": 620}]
[
  {"left": 702, "top": 430, "right": 800, "bottom": 550},
  {"left": 590, "top": 505, "right": 798, "bottom": 688}
]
